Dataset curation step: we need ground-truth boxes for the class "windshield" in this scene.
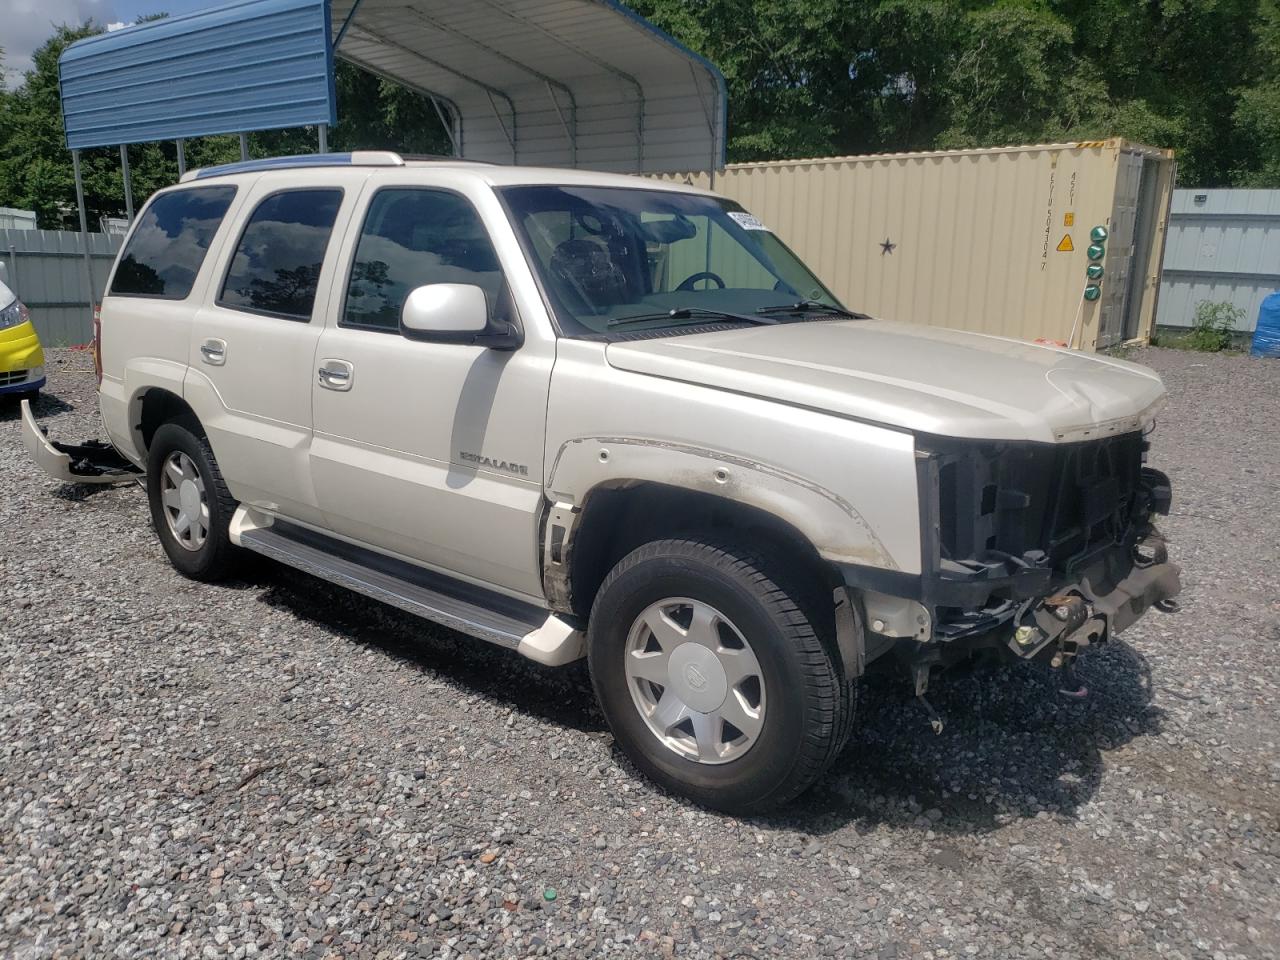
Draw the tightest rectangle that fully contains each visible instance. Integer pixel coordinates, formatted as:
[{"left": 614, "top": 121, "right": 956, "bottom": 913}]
[{"left": 500, "top": 185, "right": 842, "bottom": 337}]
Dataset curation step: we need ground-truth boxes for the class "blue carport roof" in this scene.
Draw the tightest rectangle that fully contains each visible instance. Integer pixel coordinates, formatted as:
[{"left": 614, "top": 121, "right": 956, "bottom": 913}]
[
  {"left": 59, "top": 0, "right": 726, "bottom": 174},
  {"left": 60, "top": 0, "right": 337, "bottom": 150}
]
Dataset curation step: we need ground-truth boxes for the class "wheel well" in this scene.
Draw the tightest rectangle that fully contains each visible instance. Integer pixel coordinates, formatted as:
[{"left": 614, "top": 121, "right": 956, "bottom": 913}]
[
  {"left": 567, "top": 481, "right": 839, "bottom": 619},
  {"left": 137, "top": 388, "right": 199, "bottom": 456}
]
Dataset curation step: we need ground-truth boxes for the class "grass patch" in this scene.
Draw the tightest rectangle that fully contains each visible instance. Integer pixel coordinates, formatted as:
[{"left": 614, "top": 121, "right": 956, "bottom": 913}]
[{"left": 1151, "top": 301, "right": 1246, "bottom": 353}]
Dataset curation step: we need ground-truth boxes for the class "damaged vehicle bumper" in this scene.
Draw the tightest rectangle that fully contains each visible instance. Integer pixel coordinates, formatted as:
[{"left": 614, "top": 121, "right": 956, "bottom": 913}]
[
  {"left": 20, "top": 399, "right": 140, "bottom": 484},
  {"left": 837, "top": 429, "right": 1180, "bottom": 702},
  {"left": 841, "top": 539, "right": 1180, "bottom": 672},
  {"left": 988, "top": 542, "right": 1180, "bottom": 675}
]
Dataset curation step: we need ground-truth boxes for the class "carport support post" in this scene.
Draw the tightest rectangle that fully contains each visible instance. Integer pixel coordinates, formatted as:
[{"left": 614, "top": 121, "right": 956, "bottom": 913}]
[
  {"left": 71, "top": 149, "right": 96, "bottom": 327},
  {"left": 176, "top": 139, "right": 186, "bottom": 178},
  {"left": 429, "top": 96, "right": 458, "bottom": 156},
  {"left": 239, "top": 132, "right": 249, "bottom": 162},
  {"left": 119, "top": 144, "right": 135, "bottom": 222},
  {"left": 318, "top": 123, "right": 329, "bottom": 154}
]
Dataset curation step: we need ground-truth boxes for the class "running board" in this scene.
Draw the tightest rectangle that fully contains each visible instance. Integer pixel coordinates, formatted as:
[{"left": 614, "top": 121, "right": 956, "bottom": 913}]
[{"left": 232, "top": 509, "right": 585, "bottom": 666}]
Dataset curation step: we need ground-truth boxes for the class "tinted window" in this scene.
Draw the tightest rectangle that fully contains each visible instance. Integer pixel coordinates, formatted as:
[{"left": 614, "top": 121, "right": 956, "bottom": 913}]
[
  {"left": 344, "top": 188, "right": 503, "bottom": 330},
  {"left": 110, "top": 186, "right": 236, "bottom": 299},
  {"left": 219, "top": 189, "right": 342, "bottom": 320}
]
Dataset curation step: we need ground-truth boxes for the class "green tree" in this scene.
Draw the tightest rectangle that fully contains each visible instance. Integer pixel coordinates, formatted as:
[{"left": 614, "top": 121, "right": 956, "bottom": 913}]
[
  {"left": 1233, "top": 0, "right": 1280, "bottom": 184},
  {"left": 3, "top": 2, "right": 1279, "bottom": 203},
  {"left": 631, "top": 0, "right": 1280, "bottom": 186},
  {"left": 936, "top": 5, "right": 1103, "bottom": 148}
]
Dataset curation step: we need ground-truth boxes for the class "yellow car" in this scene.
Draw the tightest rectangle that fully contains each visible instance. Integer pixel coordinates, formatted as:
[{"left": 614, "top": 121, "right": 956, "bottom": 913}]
[{"left": 0, "top": 278, "right": 45, "bottom": 401}]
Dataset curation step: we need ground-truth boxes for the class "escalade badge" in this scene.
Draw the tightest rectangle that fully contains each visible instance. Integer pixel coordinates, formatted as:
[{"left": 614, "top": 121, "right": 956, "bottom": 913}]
[{"left": 459, "top": 451, "right": 529, "bottom": 476}]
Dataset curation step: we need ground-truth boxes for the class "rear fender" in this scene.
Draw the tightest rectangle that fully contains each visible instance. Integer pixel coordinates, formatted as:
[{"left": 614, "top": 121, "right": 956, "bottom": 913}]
[{"left": 99, "top": 357, "right": 189, "bottom": 463}]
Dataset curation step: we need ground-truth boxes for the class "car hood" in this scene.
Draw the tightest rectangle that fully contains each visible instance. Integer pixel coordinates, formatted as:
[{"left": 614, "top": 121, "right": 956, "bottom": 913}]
[{"left": 604, "top": 320, "right": 1166, "bottom": 443}]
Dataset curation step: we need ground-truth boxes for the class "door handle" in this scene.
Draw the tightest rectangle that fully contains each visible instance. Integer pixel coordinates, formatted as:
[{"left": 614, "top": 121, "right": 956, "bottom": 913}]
[
  {"left": 199, "top": 338, "right": 227, "bottom": 366},
  {"left": 317, "top": 359, "right": 354, "bottom": 391}
]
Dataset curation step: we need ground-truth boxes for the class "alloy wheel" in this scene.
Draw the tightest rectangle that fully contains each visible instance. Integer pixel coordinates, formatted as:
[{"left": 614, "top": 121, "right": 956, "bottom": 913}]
[
  {"left": 623, "top": 597, "right": 766, "bottom": 764},
  {"left": 160, "top": 450, "right": 209, "bottom": 551}
]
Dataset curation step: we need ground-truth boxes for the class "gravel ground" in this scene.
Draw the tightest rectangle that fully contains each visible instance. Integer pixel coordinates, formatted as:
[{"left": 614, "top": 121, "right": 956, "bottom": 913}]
[{"left": 1, "top": 346, "right": 1277, "bottom": 960}]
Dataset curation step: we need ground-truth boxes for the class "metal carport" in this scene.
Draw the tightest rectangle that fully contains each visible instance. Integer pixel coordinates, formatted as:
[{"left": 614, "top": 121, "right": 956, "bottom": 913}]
[
  {"left": 57, "top": 0, "right": 725, "bottom": 324},
  {"left": 58, "top": 0, "right": 725, "bottom": 176},
  {"left": 330, "top": 0, "right": 726, "bottom": 172}
]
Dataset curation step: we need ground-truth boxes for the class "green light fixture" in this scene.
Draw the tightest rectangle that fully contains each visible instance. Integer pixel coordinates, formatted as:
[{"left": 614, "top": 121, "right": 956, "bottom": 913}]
[{"left": 1081, "top": 226, "right": 1107, "bottom": 298}]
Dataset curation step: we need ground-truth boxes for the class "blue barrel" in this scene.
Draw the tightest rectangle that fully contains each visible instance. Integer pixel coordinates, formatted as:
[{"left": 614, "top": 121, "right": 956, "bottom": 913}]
[{"left": 1252, "top": 292, "right": 1280, "bottom": 358}]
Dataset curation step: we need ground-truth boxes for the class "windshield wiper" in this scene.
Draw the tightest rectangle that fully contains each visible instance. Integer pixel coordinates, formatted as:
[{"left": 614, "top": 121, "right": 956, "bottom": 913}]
[
  {"left": 756, "top": 299, "right": 869, "bottom": 319},
  {"left": 607, "top": 307, "right": 779, "bottom": 329}
]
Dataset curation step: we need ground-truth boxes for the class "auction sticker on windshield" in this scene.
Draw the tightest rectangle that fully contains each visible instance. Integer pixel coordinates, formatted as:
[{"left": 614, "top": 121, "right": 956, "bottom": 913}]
[{"left": 728, "top": 211, "right": 768, "bottom": 231}]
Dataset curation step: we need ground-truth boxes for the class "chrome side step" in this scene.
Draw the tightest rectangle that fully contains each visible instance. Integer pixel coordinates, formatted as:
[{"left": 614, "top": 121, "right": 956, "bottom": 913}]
[{"left": 232, "top": 509, "right": 585, "bottom": 664}]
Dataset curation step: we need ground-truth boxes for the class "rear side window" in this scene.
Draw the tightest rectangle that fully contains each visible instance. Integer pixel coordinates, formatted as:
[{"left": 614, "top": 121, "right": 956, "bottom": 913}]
[
  {"left": 110, "top": 186, "right": 236, "bottom": 299},
  {"left": 343, "top": 188, "right": 503, "bottom": 330},
  {"left": 219, "top": 189, "right": 343, "bottom": 321}
]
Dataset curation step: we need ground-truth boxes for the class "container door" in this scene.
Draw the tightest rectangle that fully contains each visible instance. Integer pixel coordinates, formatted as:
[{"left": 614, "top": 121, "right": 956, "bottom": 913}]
[
  {"left": 1097, "top": 153, "right": 1144, "bottom": 348},
  {"left": 1121, "top": 159, "right": 1162, "bottom": 341}
]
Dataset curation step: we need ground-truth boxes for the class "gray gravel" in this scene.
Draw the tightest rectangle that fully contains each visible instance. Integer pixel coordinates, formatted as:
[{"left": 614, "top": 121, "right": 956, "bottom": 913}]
[{"left": 2, "top": 346, "right": 1278, "bottom": 960}]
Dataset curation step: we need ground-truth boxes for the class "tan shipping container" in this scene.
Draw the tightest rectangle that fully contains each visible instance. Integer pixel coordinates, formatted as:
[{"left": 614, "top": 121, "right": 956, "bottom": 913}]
[{"left": 659, "top": 140, "right": 1175, "bottom": 350}]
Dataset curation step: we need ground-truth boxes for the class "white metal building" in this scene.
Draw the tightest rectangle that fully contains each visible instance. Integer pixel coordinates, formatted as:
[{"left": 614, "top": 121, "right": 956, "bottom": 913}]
[{"left": 1157, "top": 189, "right": 1280, "bottom": 333}]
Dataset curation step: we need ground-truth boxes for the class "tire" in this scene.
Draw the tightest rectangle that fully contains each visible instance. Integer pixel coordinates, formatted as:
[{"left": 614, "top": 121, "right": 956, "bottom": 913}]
[
  {"left": 146, "top": 419, "right": 239, "bottom": 582},
  {"left": 587, "top": 537, "right": 850, "bottom": 813}
]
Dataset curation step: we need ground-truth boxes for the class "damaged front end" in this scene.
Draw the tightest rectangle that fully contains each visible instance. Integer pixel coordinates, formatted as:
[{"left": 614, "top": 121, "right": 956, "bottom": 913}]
[{"left": 840, "top": 428, "right": 1180, "bottom": 724}]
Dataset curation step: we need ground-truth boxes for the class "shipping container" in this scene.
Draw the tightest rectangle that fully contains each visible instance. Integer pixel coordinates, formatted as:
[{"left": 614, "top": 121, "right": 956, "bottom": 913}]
[{"left": 658, "top": 140, "right": 1175, "bottom": 351}]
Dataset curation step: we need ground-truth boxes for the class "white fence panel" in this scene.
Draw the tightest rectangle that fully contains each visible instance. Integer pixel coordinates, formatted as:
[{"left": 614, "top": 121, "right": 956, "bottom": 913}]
[
  {"left": 1157, "top": 190, "right": 1280, "bottom": 332},
  {"left": 0, "top": 228, "right": 122, "bottom": 345}
]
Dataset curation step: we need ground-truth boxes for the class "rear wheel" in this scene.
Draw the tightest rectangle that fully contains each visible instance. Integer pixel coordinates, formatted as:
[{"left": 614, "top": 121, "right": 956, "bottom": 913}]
[
  {"left": 588, "top": 538, "right": 850, "bottom": 813},
  {"left": 146, "top": 420, "right": 238, "bottom": 582}
]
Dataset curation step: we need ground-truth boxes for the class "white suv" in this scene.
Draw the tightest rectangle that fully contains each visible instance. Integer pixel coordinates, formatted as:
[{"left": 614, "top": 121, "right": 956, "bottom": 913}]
[{"left": 23, "top": 152, "right": 1180, "bottom": 812}]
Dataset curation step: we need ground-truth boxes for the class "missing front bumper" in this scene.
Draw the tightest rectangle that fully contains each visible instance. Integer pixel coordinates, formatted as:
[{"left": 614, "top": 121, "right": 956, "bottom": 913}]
[
  {"left": 1004, "top": 558, "right": 1181, "bottom": 661},
  {"left": 839, "top": 538, "right": 1181, "bottom": 679}
]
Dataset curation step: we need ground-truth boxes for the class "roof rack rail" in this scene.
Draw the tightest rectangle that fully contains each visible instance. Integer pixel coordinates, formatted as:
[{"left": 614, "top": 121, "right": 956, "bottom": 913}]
[
  {"left": 181, "top": 151, "right": 405, "bottom": 182},
  {"left": 398, "top": 153, "right": 498, "bottom": 165}
]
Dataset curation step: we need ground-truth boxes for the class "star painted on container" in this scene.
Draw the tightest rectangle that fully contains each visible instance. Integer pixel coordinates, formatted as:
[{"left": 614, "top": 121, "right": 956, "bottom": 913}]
[{"left": 880, "top": 237, "right": 896, "bottom": 255}]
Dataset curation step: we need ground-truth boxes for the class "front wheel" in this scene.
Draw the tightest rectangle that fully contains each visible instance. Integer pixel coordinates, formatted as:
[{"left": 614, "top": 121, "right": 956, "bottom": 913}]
[
  {"left": 146, "top": 420, "right": 239, "bottom": 582},
  {"left": 587, "top": 538, "right": 850, "bottom": 813}
]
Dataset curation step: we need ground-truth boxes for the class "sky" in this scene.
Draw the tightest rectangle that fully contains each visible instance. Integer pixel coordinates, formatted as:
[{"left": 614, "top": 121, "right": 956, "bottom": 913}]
[{"left": 0, "top": 0, "right": 215, "bottom": 87}]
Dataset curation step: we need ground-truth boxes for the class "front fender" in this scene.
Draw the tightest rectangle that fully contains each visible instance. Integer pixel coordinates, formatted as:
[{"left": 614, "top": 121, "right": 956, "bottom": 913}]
[{"left": 548, "top": 436, "right": 899, "bottom": 570}]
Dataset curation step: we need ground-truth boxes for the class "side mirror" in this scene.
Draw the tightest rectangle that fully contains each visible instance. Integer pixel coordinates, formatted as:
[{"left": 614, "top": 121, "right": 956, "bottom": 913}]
[{"left": 400, "top": 283, "right": 521, "bottom": 350}]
